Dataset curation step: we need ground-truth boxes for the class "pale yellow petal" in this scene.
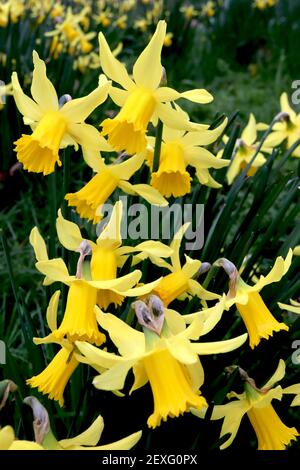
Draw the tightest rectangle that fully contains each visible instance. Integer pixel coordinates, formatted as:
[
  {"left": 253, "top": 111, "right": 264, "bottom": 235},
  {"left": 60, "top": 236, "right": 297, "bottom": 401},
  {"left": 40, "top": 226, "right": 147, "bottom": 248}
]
[
  {"left": 56, "top": 209, "right": 83, "bottom": 251},
  {"left": 119, "top": 181, "right": 168, "bottom": 206},
  {"left": 133, "top": 20, "right": 166, "bottom": 89},
  {"left": 130, "top": 363, "right": 148, "bottom": 393},
  {"left": 166, "top": 337, "right": 199, "bottom": 364},
  {"left": 68, "top": 122, "right": 104, "bottom": 150},
  {"left": 96, "top": 307, "right": 145, "bottom": 357},
  {"left": 179, "top": 89, "right": 213, "bottom": 104},
  {"left": 29, "top": 226, "right": 48, "bottom": 261},
  {"left": 59, "top": 416, "right": 104, "bottom": 448},
  {"left": 46, "top": 290, "right": 60, "bottom": 332},
  {"left": 12, "top": 72, "right": 42, "bottom": 121},
  {"left": 109, "top": 86, "right": 129, "bottom": 106},
  {"left": 118, "top": 277, "right": 162, "bottom": 297},
  {"left": 164, "top": 308, "right": 186, "bottom": 334},
  {"left": 247, "top": 249, "right": 293, "bottom": 292},
  {"left": 280, "top": 92, "right": 296, "bottom": 119},
  {"left": 109, "top": 153, "right": 144, "bottom": 180},
  {"left": 185, "top": 147, "right": 230, "bottom": 169},
  {"left": 82, "top": 147, "right": 107, "bottom": 173},
  {"left": 0, "top": 426, "right": 15, "bottom": 450},
  {"left": 86, "top": 270, "right": 141, "bottom": 291},
  {"left": 263, "top": 359, "right": 286, "bottom": 389},
  {"left": 89, "top": 430, "right": 142, "bottom": 450},
  {"left": 93, "top": 359, "right": 137, "bottom": 391},
  {"left": 182, "top": 118, "right": 228, "bottom": 147},
  {"left": 35, "top": 259, "right": 72, "bottom": 285},
  {"left": 31, "top": 51, "right": 58, "bottom": 112},
  {"left": 97, "top": 200, "right": 123, "bottom": 248},
  {"left": 191, "top": 333, "right": 248, "bottom": 355},
  {"left": 241, "top": 113, "right": 257, "bottom": 145},
  {"left": 61, "top": 81, "right": 110, "bottom": 123},
  {"left": 75, "top": 341, "right": 126, "bottom": 368},
  {"left": 99, "top": 32, "right": 134, "bottom": 90}
]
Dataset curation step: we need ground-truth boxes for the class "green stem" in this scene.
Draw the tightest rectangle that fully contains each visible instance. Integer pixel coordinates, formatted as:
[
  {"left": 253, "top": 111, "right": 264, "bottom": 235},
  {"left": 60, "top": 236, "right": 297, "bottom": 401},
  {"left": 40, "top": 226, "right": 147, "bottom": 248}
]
[
  {"left": 47, "top": 172, "right": 57, "bottom": 260},
  {"left": 62, "top": 148, "right": 70, "bottom": 219},
  {"left": 152, "top": 119, "right": 163, "bottom": 173}
]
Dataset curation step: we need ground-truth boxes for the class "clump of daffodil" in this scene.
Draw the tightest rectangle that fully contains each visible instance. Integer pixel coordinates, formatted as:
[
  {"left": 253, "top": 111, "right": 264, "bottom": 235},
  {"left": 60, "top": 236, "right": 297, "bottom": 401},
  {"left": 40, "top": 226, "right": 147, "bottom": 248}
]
[
  {"left": 192, "top": 360, "right": 299, "bottom": 449},
  {"left": 76, "top": 297, "right": 247, "bottom": 428},
  {"left": 55, "top": 200, "right": 172, "bottom": 310},
  {"left": 146, "top": 116, "right": 229, "bottom": 197},
  {"left": 65, "top": 150, "right": 167, "bottom": 223},
  {"left": 134, "top": 223, "right": 220, "bottom": 307},
  {"left": 254, "top": 0, "right": 277, "bottom": 10},
  {"left": 215, "top": 250, "right": 293, "bottom": 348},
  {"left": 2, "top": 396, "right": 142, "bottom": 450},
  {"left": 99, "top": 20, "right": 213, "bottom": 155},
  {"left": 260, "top": 93, "right": 300, "bottom": 157},
  {"left": 12, "top": 51, "right": 110, "bottom": 175},
  {"left": 29, "top": 205, "right": 169, "bottom": 349},
  {"left": 218, "top": 114, "right": 271, "bottom": 185}
]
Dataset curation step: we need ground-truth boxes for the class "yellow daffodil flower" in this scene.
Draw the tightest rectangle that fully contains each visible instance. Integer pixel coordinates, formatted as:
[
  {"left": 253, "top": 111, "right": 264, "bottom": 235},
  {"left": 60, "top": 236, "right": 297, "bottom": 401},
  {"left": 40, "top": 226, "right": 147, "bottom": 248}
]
[
  {"left": 138, "top": 223, "right": 220, "bottom": 306},
  {"left": 217, "top": 250, "right": 293, "bottom": 348},
  {"left": 76, "top": 305, "right": 247, "bottom": 428},
  {"left": 262, "top": 93, "right": 300, "bottom": 156},
  {"left": 65, "top": 151, "right": 167, "bottom": 223},
  {"left": 12, "top": 51, "right": 110, "bottom": 175},
  {"left": 146, "top": 117, "right": 229, "bottom": 196},
  {"left": 218, "top": 114, "right": 269, "bottom": 185},
  {"left": 201, "top": 1, "right": 216, "bottom": 17},
  {"left": 192, "top": 360, "right": 299, "bottom": 450},
  {"left": 99, "top": 20, "right": 213, "bottom": 154},
  {"left": 180, "top": 5, "right": 198, "bottom": 20}
]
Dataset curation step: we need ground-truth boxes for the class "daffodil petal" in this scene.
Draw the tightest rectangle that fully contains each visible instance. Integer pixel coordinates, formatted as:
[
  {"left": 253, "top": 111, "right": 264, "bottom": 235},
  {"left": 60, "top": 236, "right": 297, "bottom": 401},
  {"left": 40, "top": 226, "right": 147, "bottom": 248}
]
[
  {"left": 0, "top": 426, "right": 15, "bottom": 450},
  {"left": 46, "top": 290, "right": 60, "bottom": 332},
  {"left": 31, "top": 51, "right": 58, "bottom": 112},
  {"left": 75, "top": 341, "right": 125, "bottom": 368},
  {"left": 246, "top": 249, "right": 293, "bottom": 292},
  {"left": 61, "top": 82, "right": 110, "bottom": 122},
  {"left": 97, "top": 200, "right": 123, "bottom": 247},
  {"left": 56, "top": 209, "right": 83, "bottom": 251},
  {"left": 68, "top": 122, "right": 104, "bottom": 150},
  {"left": 89, "top": 430, "right": 142, "bottom": 450},
  {"left": 130, "top": 363, "right": 148, "bottom": 394},
  {"left": 191, "top": 333, "right": 248, "bottom": 355},
  {"left": 99, "top": 33, "right": 135, "bottom": 90},
  {"left": 182, "top": 118, "right": 228, "bottom": 146},
  {"left": 86, "top": 270, "right": 141, "bottom": 291},
  {"left": 119, "top": 277, "right": 162, "bottom": 297},
  {"left": 81, "top": 148, "right": 107, "bottom": 172},
  {"left": 109, "top": 86, "right": 130, "bottom": 106},
  {"left": 280, "top": 92, "right": 296, "bottom": 119},
  {"left": 93, "top": 359, "right": 137, "bottom": 391},
  {"left": 186, "top": 147, "right": 230, "bottom": 169},
  {"left": 165, "top": 309, "right": 186, "bottom": 334},
  {"left": 59, "top": 416, "right": 104, "bottom": 448},
  {"left": 264, "top": 359, "right": 286, "bottom": 389},
  {"left": 119, "top": 181, "right": 168, "bottom": 206},
  {"left": 180, "top": 89, "right": 213, "bottom": 104},
  {"left": 133, "top": 20, "right": 166, "bottom": 89},
  {"left": 96, "top": 307, "right": 145, "bottom": 357},
  {"left": 109, "top": 153, "right": 144, "bottom": 180},
  {"left": 12, "top": 72, "right": 42, "bottom": 122},
  {"left": 166, "top": 337, "right": 199, "bottom": 364},
  {"left": 29, "top": 226, "right": 48, "bottom": 261},
  {"left": 241, "top": 113, "right": 257, "bottom": 145},
  {"left": 35, "top": 259, "right": 72, "bottom": 285}
]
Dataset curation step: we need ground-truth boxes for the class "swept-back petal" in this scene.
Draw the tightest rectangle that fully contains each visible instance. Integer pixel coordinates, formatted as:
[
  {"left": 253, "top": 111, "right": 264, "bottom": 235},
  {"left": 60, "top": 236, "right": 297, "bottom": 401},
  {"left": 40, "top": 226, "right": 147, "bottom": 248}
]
[
  {"left": 56, "top": 209, "right": 83, "bottom": 251},
  {"left": 133, "top": 20, "right": 166, "bottom": 89},
  {"left": 29, "top": 226, "right": 48, "bottom": 261},
  {"left": 191, "top": 333, "right": 248, "bottom": 355},
  {"left": 68, "top": 122, "right": 104, "bottom": 150},
  {"left": 31, "top": 51, "right": 58, "bottom": 112},
  {"left": 12, "top": 72, "right": 42, "bottom": 122},
  {"left": 99, "top": 32, "right": 135, "bottom": 90},
  {"left": 61, "top": 81, "right": 110, "bottom": 123},
  {"left": 46, "top": 290, "right": 60, "bottom": 332},
  {"left": 59, "top": 416, "right": 104, "bottom": 448},
  {"left": 241, "top": 113, "right": 257, "bottom": 145}
]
